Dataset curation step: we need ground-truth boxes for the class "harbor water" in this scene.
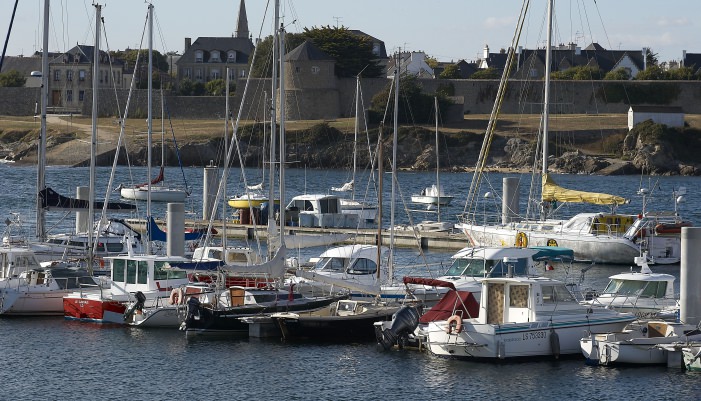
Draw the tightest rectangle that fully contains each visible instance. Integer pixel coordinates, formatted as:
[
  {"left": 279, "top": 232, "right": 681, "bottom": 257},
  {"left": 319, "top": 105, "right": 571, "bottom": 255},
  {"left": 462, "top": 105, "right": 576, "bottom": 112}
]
[{"left": 1, "top": 165, "right": 700, "bottom": 399}]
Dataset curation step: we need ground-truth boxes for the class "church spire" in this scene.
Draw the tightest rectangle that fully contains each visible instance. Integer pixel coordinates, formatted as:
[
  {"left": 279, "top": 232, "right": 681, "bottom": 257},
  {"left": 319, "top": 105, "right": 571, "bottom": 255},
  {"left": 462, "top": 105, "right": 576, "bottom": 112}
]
[{"left": 235, "top": 0, "right": 249, "bottom": 39}]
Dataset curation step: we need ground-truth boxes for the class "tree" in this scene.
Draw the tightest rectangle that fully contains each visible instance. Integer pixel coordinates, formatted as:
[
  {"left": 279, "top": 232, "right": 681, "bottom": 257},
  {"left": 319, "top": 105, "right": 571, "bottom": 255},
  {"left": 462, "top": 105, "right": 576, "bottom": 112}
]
[
  {"left": 425, "top": 55, "right": 439, "bottom": 69},
  {"left": 603, "top": 67, "right": 631, "bottom": 80},
  {"left": 645, "top": 48, "right": 659, "bottom": 67},
  {"left": 249, "top": 33, "right": 305, "bottom": 78},
  {"left": 635, "top": 65, "right": 666, "bottom": 80},
  {"left": 667, "top": 66, "right": 696, "bottom": 80},
  {"left": 205, "top": 78, "right": 235, "bottom": 96},
  {"left": 368, "top": 74, "right": 451, "bottom": 124},
  {"left": 302, "top": 26, "right": 383, "bottom": 78},
  {"left": 439, "top": 64, "right": 461, "bottom": 79},
  {"left": 178, "top": 78, "right": 205, "bottom": 95},
  {"left": 469, "top": 67, "right": 500, "bottom": 79},
  {"left": 0, "top": 70, "right": 26, "bottom": 87},
  {"left": 551, "top": 66, "right": 602, "bottom": 80},
  {"left": 111, "top": 49, "right": 169, "bottom": 73}
]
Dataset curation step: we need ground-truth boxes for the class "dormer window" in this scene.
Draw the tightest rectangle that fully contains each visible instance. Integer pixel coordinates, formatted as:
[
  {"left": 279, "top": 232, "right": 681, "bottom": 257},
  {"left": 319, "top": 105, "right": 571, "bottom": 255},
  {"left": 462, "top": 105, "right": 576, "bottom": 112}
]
[
  {"left": 195, "top": 50, "right": 204, "bottom": 63},
  {"left": 227, "top": 51, "right": 236, "bottom": 63},
  {"left": 311, "top": 66, "right": 320, "bottom": 74},
  {"left": 211, "top": 50, "right": 220, "bottom": 62}
]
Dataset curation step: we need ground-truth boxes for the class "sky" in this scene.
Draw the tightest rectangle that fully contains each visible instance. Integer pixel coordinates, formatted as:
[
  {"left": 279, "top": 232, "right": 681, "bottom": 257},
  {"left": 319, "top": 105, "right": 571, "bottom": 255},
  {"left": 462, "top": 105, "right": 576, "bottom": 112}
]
[{"left": 2, "top": 0, "right": 699, "bottom": 64}]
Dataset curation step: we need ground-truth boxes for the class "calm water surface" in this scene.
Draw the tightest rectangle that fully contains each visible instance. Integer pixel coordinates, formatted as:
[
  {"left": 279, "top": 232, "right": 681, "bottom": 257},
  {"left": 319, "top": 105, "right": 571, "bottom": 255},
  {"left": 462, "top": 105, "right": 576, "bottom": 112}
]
[{"left": 1, "top": 166, "right": 700, "bottom": 399}]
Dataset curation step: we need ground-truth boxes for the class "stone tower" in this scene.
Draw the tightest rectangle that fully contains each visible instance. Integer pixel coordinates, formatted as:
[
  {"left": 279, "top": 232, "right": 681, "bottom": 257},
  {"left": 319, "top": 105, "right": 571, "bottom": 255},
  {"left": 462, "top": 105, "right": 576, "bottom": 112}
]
[
  {"left": 283, "top": 40, "right": 339, "bottom": 120},
  {"left": 235, "top": 0, "right": 249, "bottom": 39}
]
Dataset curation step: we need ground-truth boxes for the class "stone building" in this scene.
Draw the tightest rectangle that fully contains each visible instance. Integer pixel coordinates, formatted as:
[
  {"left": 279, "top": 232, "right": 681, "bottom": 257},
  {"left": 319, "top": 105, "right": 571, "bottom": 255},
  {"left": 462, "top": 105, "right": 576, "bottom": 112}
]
[
  {"left": 283, "top": 40, "right": 339, "bottom": 120},
  {"left": 175, "top": 0, "right": 254, "bottom": 88}
]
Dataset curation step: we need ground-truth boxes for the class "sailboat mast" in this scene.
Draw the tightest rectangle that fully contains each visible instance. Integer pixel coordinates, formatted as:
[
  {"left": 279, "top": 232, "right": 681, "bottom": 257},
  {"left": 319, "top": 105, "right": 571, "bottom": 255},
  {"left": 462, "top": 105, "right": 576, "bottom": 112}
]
[
  {"left": 145, "top": 3, "right": 153, "bottom": 255},
  {"left": 542, "top": 0, "right": 553, "bottom": 175},
  {"left": 278, "top": 23, "right": 286, "bottom": 245},
  {"left": 87, "top": 3, "right": 101, "bottom": 273},
  {"left": 267, "top": 0, "right": 279, "bottom": 258},
  {"left": 353, "top": 75, "right": 360, "bottom": 201},
  {"left": 223, "top": 67, "right": 230, "bottom": 249},
  {"left": 36, "top": 0, "right": 49, "bottom": 240},
  {"left": 434, "top": 96, "right": 441, "bottom": 222},
  {"left": 389, "top": 51, "right": 399, "bottom": 275}
]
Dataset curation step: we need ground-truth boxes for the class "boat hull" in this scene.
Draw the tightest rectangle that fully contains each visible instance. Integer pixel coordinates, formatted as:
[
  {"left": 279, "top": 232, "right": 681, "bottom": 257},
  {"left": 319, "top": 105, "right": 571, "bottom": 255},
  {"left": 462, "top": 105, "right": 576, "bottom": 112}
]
[
  {"left": 410, "top": 195, "right": 454, "bottom": 206},
  {"left": 580, "top": 335, "right": 670, "bottom": 365},
  {"left": 272, "top": 307, "right": 398, "bottom": 341},
  {"left": 121, "top": 187, "right": 187, "bottom": 202},
  {"left": 63, "top": 295, "right": 126, "bottom": 324}
]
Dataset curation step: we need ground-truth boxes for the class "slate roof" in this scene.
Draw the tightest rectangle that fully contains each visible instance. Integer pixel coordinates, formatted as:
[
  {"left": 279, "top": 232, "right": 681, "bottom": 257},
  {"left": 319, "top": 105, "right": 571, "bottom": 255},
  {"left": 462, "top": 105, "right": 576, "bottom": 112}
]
[
  {"left": 178, "top": 37, "right": 254, "bottom": 64},
  {"left": 285, "top": 40, "right": 333, "bottom": 62},
  {"left": 0, "top": 56, "right": 41, "bottom": 75}
]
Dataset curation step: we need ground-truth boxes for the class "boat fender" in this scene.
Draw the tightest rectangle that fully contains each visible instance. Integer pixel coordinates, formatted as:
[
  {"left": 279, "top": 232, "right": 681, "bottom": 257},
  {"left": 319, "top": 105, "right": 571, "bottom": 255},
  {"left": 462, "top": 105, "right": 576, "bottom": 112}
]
[
  {"left": 169, "top": 287, "right": 184, "bottom": 305},
  {"left": 446, "top": 315, "right": 463, "bottom": 334},
  {"left": 549, "top": 328, "right": 560, "bottom": 359}
]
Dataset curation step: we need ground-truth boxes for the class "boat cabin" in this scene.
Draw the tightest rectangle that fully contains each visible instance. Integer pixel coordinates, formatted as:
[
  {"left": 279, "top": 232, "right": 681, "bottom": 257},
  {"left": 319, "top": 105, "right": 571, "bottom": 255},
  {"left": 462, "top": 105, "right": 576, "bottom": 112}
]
[
  {"left": 589, "top": 271, "right": 677, "bottom": 315},
  {"left": 286, "top": 194, "right": 359, "bottom": 228},
  {"left": 0, "top": 247, "right": 43, "bottom": 278},
  {"left": 477, "top": 277, "right": 580, "bottom": 325},
  {"left": 443, "top": 247, "right": 540, "bottom": 278},
  {"left": 192, "top": 246, "right": 262, "bottom": 266},
  {"left": 106, "top": 255, "right": 190, "bottom": 301},
  {"left": 563, "top": 213, "right": 635, "bottom": 235},
  {"left": 310, "top": 245, "right": 387, "bottom": 278}
]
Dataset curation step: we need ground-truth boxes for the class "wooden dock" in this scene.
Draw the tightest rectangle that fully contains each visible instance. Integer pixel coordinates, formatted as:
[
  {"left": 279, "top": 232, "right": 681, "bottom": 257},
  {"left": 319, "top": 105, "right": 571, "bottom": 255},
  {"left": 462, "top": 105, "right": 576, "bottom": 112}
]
[{"left": 125, "top": 218, "right": 469, "bottom": 251}]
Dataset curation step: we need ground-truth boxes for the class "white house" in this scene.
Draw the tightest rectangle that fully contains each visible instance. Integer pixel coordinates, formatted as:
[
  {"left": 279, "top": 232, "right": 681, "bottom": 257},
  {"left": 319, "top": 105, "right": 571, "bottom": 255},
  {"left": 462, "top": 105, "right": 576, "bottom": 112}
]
[
  {"left": 387, "top": 51, "right": 434, "bottom": 78},
  {"left": 628, "top": 105, "right": 684, "bottom": 130}
]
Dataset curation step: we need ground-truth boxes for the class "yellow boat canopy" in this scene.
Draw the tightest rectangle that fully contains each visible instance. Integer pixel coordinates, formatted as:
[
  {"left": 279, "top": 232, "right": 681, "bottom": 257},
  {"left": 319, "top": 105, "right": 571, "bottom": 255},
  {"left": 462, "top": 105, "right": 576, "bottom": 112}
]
[{"left": 541, "top": 174, "right": 628, "bottom": 206}]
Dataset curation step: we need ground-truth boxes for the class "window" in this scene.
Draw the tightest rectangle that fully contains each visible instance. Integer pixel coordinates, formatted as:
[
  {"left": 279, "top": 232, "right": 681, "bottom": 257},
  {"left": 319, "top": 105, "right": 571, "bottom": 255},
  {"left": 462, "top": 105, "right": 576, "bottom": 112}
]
[
  {"left": 66, "top": 90, "right": 73, "bottom": 102},
  {"left": 126, "top": 259, "right": 137, "bottom": 284},
  {"left": 78, "top": 90, "right": 85, "bottom": 101},
  {"left": 195, "top": 68, "right": 202, "bottom": 79},
  {"left": 313, "top": 257, "right": 348, "bottom": 272},
  {"left": 295, "top": 67, "right": 301, "bottom": 73},
  {"left": 66, "top": 70, "right": 73, "bottom": 81},
  {"left": 311, "top": 66, "right": 320, "bottom": 74},
  {"left": 529, "top": 68, "right": 538, "bottom": 78},
  {"left": 541, "top": 284, "right": 576, "bottom": 303},
  {"left": 348, "top": 258, "right": 377, "bottom": 275},
  {"left": 509, "top": 285, "right": 529, "bottom": 307},
  {"left": 227, "top": 51, "right": 236, "bottom": 62},
  {"left": 195, "top": 50, "right": 204, "bottom": 63},
  {"left": 239, "top": 69, "right": 246, "bottom": 77},
  {"left": 211, "top": 69, "right": 220, "bottom": 79},
  {"left": 79, "top": 70, "right": 86, "bottom": 81},
  {"left": 228, "top": 69, "right": 236, "bottom": 80},
  {"left": 112, "top": 259, "right": 125, "bottom": 282},
  {"left": 184, "top": 68, "right": 191, "bottom": 78},
  {"left": 210, "top": 50, "right": 220, "bottom": 62},
  {"left": 137, "top": 261, "right": 148, "bottom": 284},
  {"left": 54, "top": 69, "right": 61, "bottom": 81}
]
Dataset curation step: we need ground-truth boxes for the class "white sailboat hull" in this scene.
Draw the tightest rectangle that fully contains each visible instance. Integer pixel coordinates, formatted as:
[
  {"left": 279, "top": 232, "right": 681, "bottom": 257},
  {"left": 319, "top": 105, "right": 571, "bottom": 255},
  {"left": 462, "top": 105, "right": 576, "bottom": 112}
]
[
  {"left": 459, "top": 221, "right": 644, "bottom": 264},
  {"left": 121, "top": 186, "right": 187, "bottom": 202}
]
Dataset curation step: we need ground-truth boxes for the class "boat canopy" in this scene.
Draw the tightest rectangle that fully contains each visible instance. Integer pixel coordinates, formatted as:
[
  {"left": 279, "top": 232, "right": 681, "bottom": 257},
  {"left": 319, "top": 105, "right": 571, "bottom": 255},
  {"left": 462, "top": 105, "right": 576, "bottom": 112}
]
[
  {"left": 541, "top": 174, "right": 628, "bottom": 206},
  {"left": 39, "top": 187, "right": 136, "bottom": 211},
  {"left": 419, "top": 290, "right": 479, "bottom": 323}
]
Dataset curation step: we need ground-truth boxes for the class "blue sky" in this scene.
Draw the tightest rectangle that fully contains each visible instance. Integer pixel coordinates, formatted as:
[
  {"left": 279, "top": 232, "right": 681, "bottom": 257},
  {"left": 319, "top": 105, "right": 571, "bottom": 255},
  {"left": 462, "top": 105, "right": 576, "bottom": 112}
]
[{"left": 3, "top": 0, "right": 698, "bottom": 64}]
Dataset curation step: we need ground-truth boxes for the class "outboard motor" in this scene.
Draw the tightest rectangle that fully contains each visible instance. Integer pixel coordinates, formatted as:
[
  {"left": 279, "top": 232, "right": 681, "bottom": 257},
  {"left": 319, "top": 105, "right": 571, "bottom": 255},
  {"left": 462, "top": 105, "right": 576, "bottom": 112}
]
[
  {"left": 376, "top": 305, "right": 420, "bottom": 350},
  {"left": 180, "top": 296, "right": 202, "bottom": 331},
  {"left": 123, "top": 291, "right": 147, "bottom": 321}
]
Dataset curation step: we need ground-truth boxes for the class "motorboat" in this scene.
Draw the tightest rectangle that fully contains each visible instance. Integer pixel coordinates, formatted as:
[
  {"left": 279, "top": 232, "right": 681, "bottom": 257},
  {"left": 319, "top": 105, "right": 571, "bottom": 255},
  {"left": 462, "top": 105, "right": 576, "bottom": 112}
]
[
  {"left": 411, "top": 184, "right": 454, "bottom": 206},
  {"left": 286, "top": 194, "right": 374, "bottom": 229},
  {"left": 1, "top": 265, "right": 98, "bottom": 316},
  {"left": 378, "top": 275, "right": 635, "bottom": 359},
  {"left": 580, "top": 320, "right": 701, "bottom": 366},
  {"left": 270, "top": 299, "right": 399, "bottom": 341},
  {"left": 583, "top": 254, "right": 678, "bottom": 319},
  {"left": 63, "top": 253, "right": 192, "bottom": 324}
]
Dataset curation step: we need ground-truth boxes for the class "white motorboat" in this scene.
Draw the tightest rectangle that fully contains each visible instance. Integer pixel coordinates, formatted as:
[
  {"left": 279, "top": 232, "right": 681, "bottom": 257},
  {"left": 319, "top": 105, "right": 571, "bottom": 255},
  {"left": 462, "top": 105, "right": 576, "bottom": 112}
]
[
  {"left": 286, "top": 193, "right": 374, "bottom": 229},
  {"left": 411, "top": 184, "right": 454, "bottom": 206},
  {"left": 580, "top": 320, "right": 701, "bottom": 366},
  {"left": 583, "top": 254, "right": 678, "bottom": 319}
]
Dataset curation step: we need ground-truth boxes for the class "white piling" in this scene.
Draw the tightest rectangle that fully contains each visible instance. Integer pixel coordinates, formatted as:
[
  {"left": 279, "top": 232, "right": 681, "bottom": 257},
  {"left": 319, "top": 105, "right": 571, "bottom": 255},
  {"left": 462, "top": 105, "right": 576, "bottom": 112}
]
[
  {"left": 680, "top": 227, "right": 701, "bottom": 326},
  {"left": 75, "top": 186, "right": 89, "bottom": 233},
  {"left": 167, "top": 202, "right": 185, "bottom": 257},
  {"left": 202, "top": 161, "right": 218, "bottom": 221},
  {"left": 502, "top": 177, "right": 520, "bottom": 224}
]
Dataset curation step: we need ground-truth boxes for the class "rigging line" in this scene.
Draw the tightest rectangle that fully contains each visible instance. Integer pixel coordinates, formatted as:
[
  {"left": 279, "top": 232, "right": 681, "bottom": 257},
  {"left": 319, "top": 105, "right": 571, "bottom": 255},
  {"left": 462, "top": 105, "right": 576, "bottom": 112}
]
[
  {"left": 162, "top": 97, "right": 190, "bottom": 195},
  {"left": 0, "top": 0, "right": 19, "bottom": 72}
]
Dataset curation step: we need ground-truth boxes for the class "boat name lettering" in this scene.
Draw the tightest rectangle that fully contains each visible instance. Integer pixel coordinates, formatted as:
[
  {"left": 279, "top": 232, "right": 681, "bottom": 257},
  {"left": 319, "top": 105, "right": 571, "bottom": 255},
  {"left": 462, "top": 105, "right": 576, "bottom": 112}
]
[{"left": 522, "top": 331, "right": 546, "bottom": 340}]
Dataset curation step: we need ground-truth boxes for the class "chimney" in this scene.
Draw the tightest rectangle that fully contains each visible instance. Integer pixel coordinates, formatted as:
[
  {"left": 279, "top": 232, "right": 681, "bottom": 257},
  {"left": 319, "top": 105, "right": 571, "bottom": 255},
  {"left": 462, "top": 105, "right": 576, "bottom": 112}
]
[
  {"left": 642, "top": 47, "right": 648, "bottom": 70},
  {"left": 682, "top": 50, "right": 687, "bottom": 66},
  {"left": 185, "top": 37, "right": 191, "bottom": 52},
  {"left": 483, "top": 44, "right": 490, "bottom": 59}
]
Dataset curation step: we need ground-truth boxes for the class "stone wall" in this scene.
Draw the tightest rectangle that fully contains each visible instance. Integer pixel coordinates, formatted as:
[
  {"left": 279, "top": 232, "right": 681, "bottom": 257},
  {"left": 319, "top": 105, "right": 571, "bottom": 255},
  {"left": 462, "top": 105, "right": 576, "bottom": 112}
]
[{"left": 4, "top": 80, "right": 701, "bottom": 119}]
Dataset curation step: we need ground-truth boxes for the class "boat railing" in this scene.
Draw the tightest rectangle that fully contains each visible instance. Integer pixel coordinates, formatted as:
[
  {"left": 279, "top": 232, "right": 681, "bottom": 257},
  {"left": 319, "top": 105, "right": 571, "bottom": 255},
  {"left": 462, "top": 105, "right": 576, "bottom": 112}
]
[{"left": 583, "top": 291, "right": 680, "bottom": 318}]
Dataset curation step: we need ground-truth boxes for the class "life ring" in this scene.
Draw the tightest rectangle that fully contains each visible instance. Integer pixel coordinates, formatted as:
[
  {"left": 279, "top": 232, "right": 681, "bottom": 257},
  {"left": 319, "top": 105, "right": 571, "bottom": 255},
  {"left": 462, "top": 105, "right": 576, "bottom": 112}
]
[
  {"left": 169, "top": 288, "right": 184, "bottom": 305},
  {"left": 515, "top": 232, "right": 528, "bottom": 248},
  {"left": 445, "top": 315, "right": 463, "bottom": 334}
]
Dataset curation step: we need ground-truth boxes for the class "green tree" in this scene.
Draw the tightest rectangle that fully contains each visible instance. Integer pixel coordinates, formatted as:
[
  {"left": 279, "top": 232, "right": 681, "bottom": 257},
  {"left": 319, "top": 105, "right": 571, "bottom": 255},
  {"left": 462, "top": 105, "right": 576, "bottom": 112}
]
[
  {"left": 425, "top": 55, "right": 439, "bottom": 69},
  {"left": 667, "top": 66, "right": 696, "bottom": 80},
  {"left": 249, "top": 33, "right": 305, "bottom": 78},
  {"left": 551, "top": 66, "right": 602, "bottom": 80},
  {"left": 178, "top": 78, "right": 205, "bottom": 95},
  {"left": 645, "top": 48, "right": 659, "bottom": 67},
  {"left": 302, "top": 26, "right": 383, "bottom": 77},
  {"left": 439, "top": 64, "right": 461, "bottom": 79},
  {"left": 369, "top": 74, "right": 451, "bottom": 124},
  {"left": 0, "top": 70, "right": 26, "bottom": 87},
  {"left": 469, "top": 67, "right": 500, "bottom": 79},
  {"left": 204, "top": 78, "right": 235, "bottom": 96},
  {"left": 111, "top": 49, "right": 169, "bottom": 73},
  {"left": 635, "top": 65, "right": 666, "bottom": 80},
  {"left": 603, "top": 67, "right": 631, "bottom": 80}
]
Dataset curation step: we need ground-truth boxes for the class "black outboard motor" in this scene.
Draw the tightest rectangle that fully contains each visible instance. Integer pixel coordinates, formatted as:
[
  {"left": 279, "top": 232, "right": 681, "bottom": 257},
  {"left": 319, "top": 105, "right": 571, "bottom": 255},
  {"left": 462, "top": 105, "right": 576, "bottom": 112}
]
[
  {"left": 376, "top": 305, "right": 420, "bottom": 350},
  {"left": 180, "top": 296, "right": 202, "bottom": 331},
  {"left": 123, "top": 291, "right": 147, "bottom": 321}
]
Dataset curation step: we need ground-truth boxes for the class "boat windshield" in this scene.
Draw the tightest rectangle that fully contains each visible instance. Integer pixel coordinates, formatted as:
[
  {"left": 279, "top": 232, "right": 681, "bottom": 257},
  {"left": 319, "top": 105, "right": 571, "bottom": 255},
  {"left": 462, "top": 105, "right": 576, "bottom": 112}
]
[
  {"left": 541, "top": 284, "right": 576, "bottom": 303},
  {"left": 154, "top": 262, "right": 188, "bottom": 280},
  {"left": 313, "top": 257, "right": 348, "bottom": 272},
  {"left": 602, "top": 279, "right": 667, "bottom": 298},
  {"left": 445, "top": 257, "right": 530, "bottom": 277}
]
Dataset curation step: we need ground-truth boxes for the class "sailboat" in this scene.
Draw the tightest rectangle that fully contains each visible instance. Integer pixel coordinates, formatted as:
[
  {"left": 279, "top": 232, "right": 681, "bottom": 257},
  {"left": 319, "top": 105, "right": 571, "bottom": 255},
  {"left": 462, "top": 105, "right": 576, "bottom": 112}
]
[
  {"left": 411, "top": 97, "right": 453, "bottom": 207},
  {"left": 119, "top": 92, "right": 189, "bottom": 202},
  {"left": 454, "top": 1, "right": 676, "bottom": 265}
]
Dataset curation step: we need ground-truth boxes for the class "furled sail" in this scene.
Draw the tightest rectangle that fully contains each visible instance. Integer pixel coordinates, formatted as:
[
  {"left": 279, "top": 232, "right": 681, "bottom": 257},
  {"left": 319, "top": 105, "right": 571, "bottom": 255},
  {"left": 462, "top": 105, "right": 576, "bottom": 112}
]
[{"left": 541, "top": 174, "right": 628, "bottom": 206}]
